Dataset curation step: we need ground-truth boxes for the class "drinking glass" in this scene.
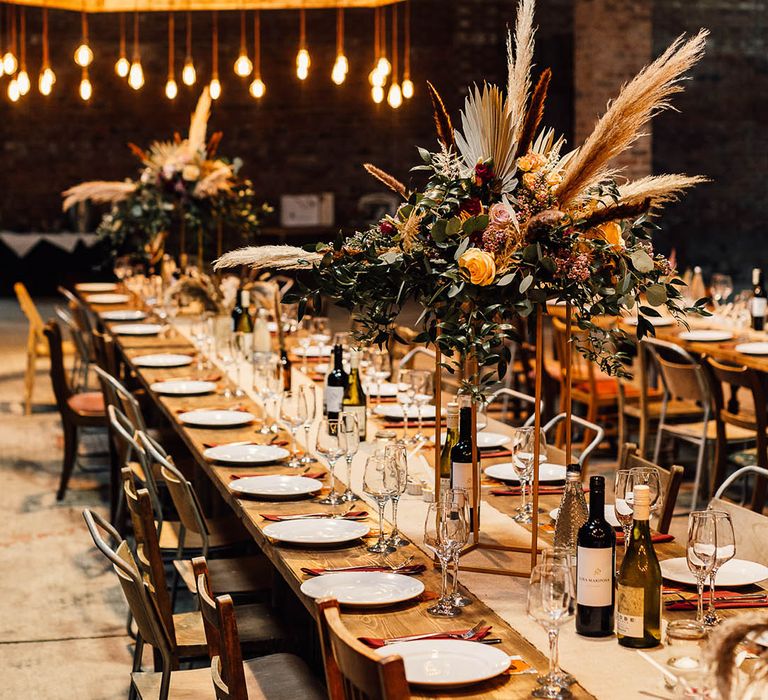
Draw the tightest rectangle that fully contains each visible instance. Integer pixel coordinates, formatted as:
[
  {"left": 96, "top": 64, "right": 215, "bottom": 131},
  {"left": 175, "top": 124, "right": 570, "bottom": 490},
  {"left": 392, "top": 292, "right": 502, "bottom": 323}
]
[
  {"left": 711, "top": 273, "right": 734, "bottom": 307},
  {"left": 527, "top": 562, "right": 575, "bottom": 699},
  {"left": 510, "top": 426, "right": 546, "bottom": 524},
  {"left": 410, "top": 370, "right": 433, "bottom": 442},
  {"left": 687, "top": 511, "right": 718, "bottom": 624},
  {"left": 253, "top": 354, "right": 281, "bottom": 434},
  {"left": 363, "top": 454, "right": 397, "bottom": 554},
  {"left": 384, "top": 442, "right": 409, "bottom": 547},
  {"left": 338, "top": 412, "right": 360, "bottom": 502},
  {"left": 216, "top": 331, "right": 237, "bottom": 399},
  {"left": 113, "top": 256, "right": 131, "bottom": 282},
  {"left": 279, "top": 391, "right": 305, "bottom": 468},
  {"left": 423, "top": 500, "right": 466, "bottom": 617},
  {"left": 395, "top": 369, "right": 416, "bottom": 442},
  {"left": 298, "top": 383, "right": 317, "bottom": 464},
  {"left": 372, "top": 349, "right": 392, "bottom": 410},
  {"left": 441, "top": 488, "right": 472, "bottom": 607},
  {"left": 703, "top": 510, "right": 735, "bottom": 627},
  {"left": 629, "top": 466, "right": 663, "bottom": 520},
  {"left": 296, "top": 316, "right": 314, "bottom": 374},
  {"left": 316, "top": 418, "right": 346, "bottom": 506},
  {"left": 230, "top": 333, "right": 247, "bottom": 398},
  {"left": 614, "top": 469, "right": 635, "bottom": 552},
  {"left": 664, "top": 620, "right": 708, "bottom": 692}
]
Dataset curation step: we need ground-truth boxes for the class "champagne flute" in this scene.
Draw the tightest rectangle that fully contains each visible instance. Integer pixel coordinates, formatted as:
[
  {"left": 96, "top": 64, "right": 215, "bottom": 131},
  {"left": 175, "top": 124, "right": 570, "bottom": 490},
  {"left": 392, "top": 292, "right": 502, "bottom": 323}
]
[
  {"left": 396, "top": 369, "right": 415, "bottom": 442},
  {"left": 423, "top": 500, "right": 465, "bottom": 617},
  {"left": 527, "top": 562, "right": 576, "bottom": 699},
  {"left": 316, "top": 418, "right": 346, "bottom": 506},
  {"left": 686, "top": 511, "right": 718, "bottom": 625},
  {"left": 384, "top": 441, "right": 409, "bottom": 547},
  {"left": 614, "top": 469, "right": 635, "bottom": 553},
  {"left": 363, "top": 455, "right": 397, "bottom": 554},
  {"left": 441, "top": 487, "right": 472, "bottom": 607},
  {"left": 298, "top": 383, "right": 317, "bottom": 465},
  {"left": 279, "top": 391, "right": 305, "bottom": 468},
  {"left": 338, "top": 412, "right": 360, "bottom": 502},
  {"left": 703, "top": 510, "right": 735, "bottom": 627},
  {"left": 411, "top": 369, "right": 433, "bottom": 442}
]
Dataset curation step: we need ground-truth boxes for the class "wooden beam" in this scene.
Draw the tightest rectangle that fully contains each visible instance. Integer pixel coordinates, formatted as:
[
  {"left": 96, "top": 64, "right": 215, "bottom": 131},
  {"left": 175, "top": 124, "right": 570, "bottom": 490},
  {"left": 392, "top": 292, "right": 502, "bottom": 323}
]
[{"left": 10, "top": 0, "right": 403, "bottom": 12}]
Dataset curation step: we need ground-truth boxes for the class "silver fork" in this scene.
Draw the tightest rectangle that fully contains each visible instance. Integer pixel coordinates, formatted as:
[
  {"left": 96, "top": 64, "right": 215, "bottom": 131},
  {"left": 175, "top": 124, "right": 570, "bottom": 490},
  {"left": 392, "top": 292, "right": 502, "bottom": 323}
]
[{"left": 382, "top": 618, "right": 488, "bottom": 645}]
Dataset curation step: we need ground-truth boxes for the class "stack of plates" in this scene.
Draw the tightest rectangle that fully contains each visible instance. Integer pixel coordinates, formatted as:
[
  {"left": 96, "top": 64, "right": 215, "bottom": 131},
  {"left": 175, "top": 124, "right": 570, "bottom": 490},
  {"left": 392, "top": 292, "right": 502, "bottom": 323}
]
[
  {"left": 76, "top": 282, "right": 118, "bottom": 292},
  {"left": 735, "top": 342, "right": 768, "bottom": 356},
  {"left": 374, "top": 405, "right": 438, "bottom": 420},
  {"left": 660, "top": 558, "right": 768, "bottom": 586},
  {"left": 100, "top": 309, "right": 147, "bottom": 322},
  {"left": 485, "top": 461, "right": 564, "bottom": 483},
  {"left": 678, "top": 330, "right": 733, "bottom": 342}
]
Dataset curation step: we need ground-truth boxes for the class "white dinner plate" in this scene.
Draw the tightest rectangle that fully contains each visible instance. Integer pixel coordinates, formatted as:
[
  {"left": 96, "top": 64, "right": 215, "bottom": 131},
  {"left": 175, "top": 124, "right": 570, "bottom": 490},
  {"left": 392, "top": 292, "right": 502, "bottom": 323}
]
[
  {"left": 365, "top": 381, "right": 398, "bottom": 397},
  {"left": 150, "top": 380, "right": 217, "bottom": 396},
  {"left": 678, "top": 330, "right": 734, "bottom": 342},
  {"left": 76, "top": 282, "right": 118, "bottom": 292},
  {"left": 263, "top": 519, "right": 370, "bottom": 546},
  {"left": 85, "top": 293, "right": 131, "bottom": 305},
  {"left": 432, "top": 431, "right": 510, "bottom": 449},
  {"left": 294, "top": 345, "right": 332, "bottom": 358},
  {"left": 660, "top": 557, "right": 768, "bottom": 587},
  {"left": 624, "top": 316, "right": 675, "bottom": 327},
  {"left": 203, "top": 443, "right": 290, "bottom": 465},
  {"left": 178, "top": 409, "right": 256, "bottom": 428},
  {"left": 485, "top": 461, "right": 564, "bottom": 483},
  {"left": 374, "top": 404, "right": 437, "bottom": 420},
  {"left": 111, "top": 323, "right": 163, "bottom": 336},
  {"left": 374, "top": 640, "right": 510, "bottom": 687},
  {"left": 300, "top": 572, "right": 425, "bottom": 608},
  {"left": 133, "top": 353, "right": 194, "bottom": 368},
  {"left": 100, "top": 309, "right": 147, "bottom": 321},
  {"left": 229, "top": 475, "right": 323, "bottom": 499},
  {"left": 735, "top": 342, "right": 768, "bottom": 356},
  {"left": 550, "top": 505, "right": 620, "bottom": 529}
]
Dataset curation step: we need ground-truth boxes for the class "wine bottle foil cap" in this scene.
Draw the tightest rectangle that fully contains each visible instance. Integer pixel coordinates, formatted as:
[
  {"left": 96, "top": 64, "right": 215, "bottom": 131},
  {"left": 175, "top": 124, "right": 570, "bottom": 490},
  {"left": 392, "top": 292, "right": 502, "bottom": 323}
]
[{"left": 589, "top": 475, "right": 604, "bottom": 490}]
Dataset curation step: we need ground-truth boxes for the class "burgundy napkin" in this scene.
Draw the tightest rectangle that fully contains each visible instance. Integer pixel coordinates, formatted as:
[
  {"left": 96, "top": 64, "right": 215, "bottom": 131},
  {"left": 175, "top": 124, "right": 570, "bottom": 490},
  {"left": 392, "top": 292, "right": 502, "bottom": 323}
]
[
  {"left": 301, "top": 563, "right": 427, "bottom": 578},
  {"left": 204, "top": 439, "right": 290, "bottom": 448},
  {"left": 481, "top": 449, "right": 513, "bottom": 459},
  {"left": 490, "top": 485, "right": 581, "bottom": 496},
  {"left": 666, "top": 590, "right": 768, "bottom": 611},
  {"left": 261, "top": 511, "right": 368, "bottom": 522},
  {"left": 230, "top": 470, "right": 325, "bottom": 481},
  {"left": 359, "top": 625, "right": 492, "bottom": 649}
]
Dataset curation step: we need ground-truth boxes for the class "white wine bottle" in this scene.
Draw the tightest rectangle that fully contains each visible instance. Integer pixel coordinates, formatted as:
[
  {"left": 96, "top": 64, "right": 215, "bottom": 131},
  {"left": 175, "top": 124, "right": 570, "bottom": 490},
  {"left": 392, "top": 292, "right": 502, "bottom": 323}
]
[
  {"left": 616, "top": 484, "right": 662, "bottom": 648},
  {"left": 342, "top": 349, "right": 367, "bottom": 438},
  {"left": 439, "top": 402, "right": 460, "bottom": 494}
]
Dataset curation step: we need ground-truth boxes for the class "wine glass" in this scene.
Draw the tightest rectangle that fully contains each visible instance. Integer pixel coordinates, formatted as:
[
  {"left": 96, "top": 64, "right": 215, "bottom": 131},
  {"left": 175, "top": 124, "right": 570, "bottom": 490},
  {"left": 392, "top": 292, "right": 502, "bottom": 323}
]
[
  {"left": 703, "top": 510, "right": 735, "bottom": 627},
  {"left": 395, "top": 369, "right": 416, "bottom": 442},
  {"left": 253, "top": 354, "right": 281, "bottom": 434},
  {"left": 629, "top": 466, "right": 663, "bottom": 521},
  {"left": 410, "top": 369, "right": 433, "bottom": 442},
  {"left": 316, "top": 418, "right": 346, "bottom": 506},
  {"left": 230, "top": 333, "right": 247, "bottom": 398},
  {"left": 216, "top": 330, "right": 237, "bottom": 399},
  {"left": 510, "top": 426, "right": 546, "bottom": 524},
  {"left": 614, "top": 469, "right": 635, "bottom": 553},
  {"left": 423, "top": 500, "right": 466, "bottom": 617},
  {"left": 363, "top": 454, "right": 397, "bottom": 554},
  {"left": 338, "top": 412, "right": 360, "bottom": 502},
  {"left": 441, "top": 488, "right": 472, "bottom": 607},
  {"left": 298, "top": 383, "right": 317, "bottom": 465},
  {"left": 526, "top": 562, "right": 576, "bottom": 699},
  {"left": 372, "top": 349, "right": 391, "bottom": 409},
  {"left": 279, "top": 391, "right": 305, "bottom": 468},
  {"left": 711, "top": 273, "right": 734, "bottom": 308},
  {"left": 311, "top": 316, "right": 331, "bottom": 351},
  {"left": 297, "top": 316, "right": 313, "bottom": 374},
  {"left": 384, "top": 441, "right": 409, "bottom": 547},
  {"left": 113, "top": 255, "right": 131, "bottom": 283},
  {"left": 687, "top": 511, "right": 718, "bottom": 625}
]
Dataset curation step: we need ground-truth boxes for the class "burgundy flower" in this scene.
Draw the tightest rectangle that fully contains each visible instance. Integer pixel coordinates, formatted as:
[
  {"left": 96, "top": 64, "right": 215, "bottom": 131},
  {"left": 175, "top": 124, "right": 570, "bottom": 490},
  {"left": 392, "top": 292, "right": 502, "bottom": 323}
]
[
  {"left": 461, "top": 197, "right": 482, "bottom": 216},
  {"left": 379, "top": 220, "right": 397, "bottom": 235},
  {"left": 474, "top": 162, "right": 495, "bottom": 185}
]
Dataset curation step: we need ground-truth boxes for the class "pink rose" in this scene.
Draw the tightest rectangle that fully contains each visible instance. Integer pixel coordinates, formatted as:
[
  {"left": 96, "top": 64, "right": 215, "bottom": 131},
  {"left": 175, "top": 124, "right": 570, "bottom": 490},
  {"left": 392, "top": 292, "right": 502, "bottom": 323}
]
[{"left": 488, "top": 202, "right": 514, "bottom": 227}]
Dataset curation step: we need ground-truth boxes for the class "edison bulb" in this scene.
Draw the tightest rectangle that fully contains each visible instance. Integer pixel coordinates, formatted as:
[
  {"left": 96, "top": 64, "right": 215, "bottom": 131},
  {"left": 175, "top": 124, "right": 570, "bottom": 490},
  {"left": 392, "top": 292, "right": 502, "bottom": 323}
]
[
  {"left": 165, "top": 78, "right": 178, "bottom": 100},
  {"left": 234, "top": 53, "right": 252, "bottom": 77},
  {"left": 369, "top": 68, "right": 385, "bottom": 88},
  {"left": 181, "top": 59, "right": 196, "bottom": 86},
  {"left": 0, "top": 61, "right": 4, "bottom": 78},
  {"left": 7, "top": 79, "right": 20, "bottom": 102},
  {"left": 331, "top": 61, "right": 346, "bottom": 85},
  {"left": 296, "top": 64, "right": 308, "bottom": 80},
  {"left": 372, "top": 84, "right": 384, "bottom": 104},
  {"left": 336, "top": 54, "right": 348, "bottom": 74},
  {"left": 128, "top": 60, "right": 144, "bottom": 90},
  {"left": 43, "top": 66, "right": 57, "bottom": 86},
  {"left": 16, "top": 70, "right": 30, "bottom": 96},
  {"left": 74, "top": 43, "right": 93, "bottom": 67},
  {"left": 115, "top": 56, "right": 129, "bottom": 78},
  {"left": 249, "top": 76, "right": 265, "bottom": 98},
  {"left": 295, "top": 48, "right": 310, "bottom": 79},
  {"left": 79, "top": 77, "right": 92, "bottom": 101},
  {"left": 209, "top": 78, "right": 221, "bottom": 100},
  {"left": 387, "top": 82, "right": 402, "bottom": 109},
  {"left": 402, "top": 78, "right": 414, "bottom": 99},
  {"left": 2, "top": 51, "right": 18, "bottom": 75},
  {"left": 38, "top": 70, "right": 53, "bottom": 95},
  {"left": 376, "top": 56, "right": 391, "bottom": 77}
]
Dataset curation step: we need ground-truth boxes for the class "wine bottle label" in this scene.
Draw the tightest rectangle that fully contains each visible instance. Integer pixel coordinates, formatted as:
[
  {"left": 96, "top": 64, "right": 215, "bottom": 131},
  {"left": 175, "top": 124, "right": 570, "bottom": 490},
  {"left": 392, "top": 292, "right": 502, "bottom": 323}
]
[
  {"left": 752, "top": 298, "right": 767, "bottom": 317},
  {"left": 343, "top": 405, "right": 367, "bottom": 438},
  {"left": 325, "top": 386, "right": 344, "bottom": 414},
  {"left": 616, "top": 584, "right": 644, "bottom": 637},
  {"left": 440, "top": 477, "right": 451, "bottom": 493},
  {"left": 576, "top": 547, "right": 613, "bottom": 607},
  {"left": 451, "top": 461, "right": 473, "bottom": 496}
]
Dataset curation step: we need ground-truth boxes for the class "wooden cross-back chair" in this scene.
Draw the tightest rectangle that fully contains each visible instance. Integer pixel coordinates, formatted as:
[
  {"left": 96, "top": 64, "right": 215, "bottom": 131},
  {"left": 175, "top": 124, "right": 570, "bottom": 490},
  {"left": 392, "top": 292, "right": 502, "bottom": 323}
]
[
  {"left": 618, "top": 442, "right": 684, "bottom": 534},
  {"left": 58, "top": 285, "right": 96, "bottom": 382},
  {"left": 316, "top": 597, "right": 410, "bottom": 700},
  {"left": 92, "top": 328, "right": 119, "bottom": 377},
  {"left": 54, "top": 305, "right": 90, "bottom": 391},
  {"left": 194, "top": 558, "right": 323, "bottom": 700}
]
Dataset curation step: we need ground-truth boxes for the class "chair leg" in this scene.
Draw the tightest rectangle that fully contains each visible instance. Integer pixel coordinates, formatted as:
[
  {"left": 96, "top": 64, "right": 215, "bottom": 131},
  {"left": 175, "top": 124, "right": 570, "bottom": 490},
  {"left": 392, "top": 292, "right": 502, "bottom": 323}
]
[
  {"left": 57, "top": 422, "right": 79, "bottom": 501},
  {"left": 24, "top": 346, "right": 37, "bottom": 415}
]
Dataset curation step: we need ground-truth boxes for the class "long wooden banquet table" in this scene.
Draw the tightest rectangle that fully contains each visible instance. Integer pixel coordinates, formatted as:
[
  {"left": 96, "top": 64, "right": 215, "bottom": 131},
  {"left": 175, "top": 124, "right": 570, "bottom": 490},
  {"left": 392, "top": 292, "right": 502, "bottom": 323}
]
[{"left": 83, "top": 293, "right": 768, "bottom": 699}]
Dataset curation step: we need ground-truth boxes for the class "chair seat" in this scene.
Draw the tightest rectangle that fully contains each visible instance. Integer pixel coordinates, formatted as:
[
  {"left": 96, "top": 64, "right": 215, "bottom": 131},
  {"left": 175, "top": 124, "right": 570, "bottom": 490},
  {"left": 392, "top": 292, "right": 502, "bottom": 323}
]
[
  {"left": 623, "top": 398, "right": 702, "bottom": 420},
  {"left": 663, "top": 420, "right": 756, "bottom": 443},
  {"left": 67, "top": 391, "right": 105, "bottom": 415},
  {"left": 158, "top": 515, "right": 250, "bottom": 552},
  {"left": 132, "top": 652, "right": 322, "bottom": 700},
  {"left": 576, "top": 379, "right": 662, "bottom": 399},
  {"left": 173, "top": 554, "right": 273, "bottom": 595},
  {"left": 35, "top": 339, "right": 75, "bottom": 356}
]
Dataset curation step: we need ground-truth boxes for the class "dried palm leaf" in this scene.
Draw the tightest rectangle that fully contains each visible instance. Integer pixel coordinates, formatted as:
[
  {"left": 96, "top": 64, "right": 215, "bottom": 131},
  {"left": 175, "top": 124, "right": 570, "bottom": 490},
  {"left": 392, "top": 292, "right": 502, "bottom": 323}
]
[
  {"left": 128, "top": 142, "right": 148, "bottom": 163},
  {"left": 398, "top": 209, "right": 424, "bottom": 253},
  {"left": 617, "top": 173, "right": 708, "bottom": 209},
  {"left": 207, "top": 131, "right": 224, "bottom": 158},
  {"left": 506, "top": 0, "right": 536, "bottom": 141},
  {"left": 514, "top": 68, "right": 551, "bottom": 159},
  {"left": 187, "top": 87, "right": 211, "bottom": 156},
  {"left": 214, "top": 245, "right": 323, "bottom": 271},
  {"left": 363, "top": 163, "right": 407, "bottom": 198},
  {"left": 193, "top": 165, "right": 233, "bottom": 198},
  {"left": 557, "top": 30, "right": 708, "bottom": 206},
  {"left": 455, "top": 84, "right": 518, "bottom": 192},
  {"left": 581, "top": 199, "right": 650, "bottom": 228},
  {"left": 426, "top": 81, "right": 455, "bottom": 150},
  {"left": 707, "top": 612, "right": 768, "bottom": 700},
  {"left": 61, "top": 181, "right": 137, "bottom": 211}
]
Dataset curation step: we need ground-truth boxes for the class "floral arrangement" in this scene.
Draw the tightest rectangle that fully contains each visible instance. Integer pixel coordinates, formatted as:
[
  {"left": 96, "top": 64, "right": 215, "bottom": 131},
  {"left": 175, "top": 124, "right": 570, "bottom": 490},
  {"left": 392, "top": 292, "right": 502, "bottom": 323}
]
[
  {"left": 62, "top": 88, "right": 271, "bottom": 265},
  {"left": 216, "top": 0, "right": 709, "bottom": 397}
]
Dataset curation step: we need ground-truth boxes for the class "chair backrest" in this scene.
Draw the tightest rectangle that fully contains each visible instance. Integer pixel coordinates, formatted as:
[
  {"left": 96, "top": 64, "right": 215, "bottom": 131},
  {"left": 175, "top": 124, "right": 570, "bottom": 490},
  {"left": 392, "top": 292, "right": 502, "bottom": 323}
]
[
  {"left": 398, "top": 346, "right": 436, "bottom": 372},
  {"left": 194, "top": 558, "right": 248, "bottom": 700},
  {"left": 55, "top": 303, "right": 91, "bottom": 369},
  {"left": 488, "top": 387, "right": 540, "bottom": 425},
  {"left": 541, "top": 413, "right": 605, "bottom": 471},
  {"left": 95, "top": 366, "right": 147, "bottom": 432},
  {"left": 643, "top": 337, "right": 711, "bottom": 408},
  {"left": 14, "top": 281, "right": 45, "bottom": 342},
  {"left": 92, "top": 329, "right": 118, "bottom": 376},
  {"left": 316, "top": 598, "right": 409, "bottom": 700},
  {"left": 43, "top": 321, "right": 74, "bottom": 413},
  {"left": 121, "top": 469, "right": 176, "bottom": 641},
  {"left": 551, "top": 316, "right": 593, "bottom": 385},
  {"left": 619, "top": 442, "right": 684, "bottom": 534},
  {"left": 709, "top": 495, "right": 768, "bottom": 567}
]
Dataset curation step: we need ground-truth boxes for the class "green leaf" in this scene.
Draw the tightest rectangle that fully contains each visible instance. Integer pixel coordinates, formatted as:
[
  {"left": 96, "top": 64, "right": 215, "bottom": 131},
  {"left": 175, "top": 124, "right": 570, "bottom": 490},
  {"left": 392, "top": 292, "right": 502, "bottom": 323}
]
[
  {"left": 454, "top": 237, "right": 471, "bottom": 260},
  {"left": 630, "top": 249, "right": 654, "bottom": 273},
  {"left": 645, "top": 284, "right": 668, "bottom": 307},
  {"left": 519, "top": 274, "right": 533, "bottom": 294},
  {"left": 446, "top": 217, "right": 463, "bottom": 237},
  {"left": 417, "top": 147, "right": 431, "bottom": 164},
  {"left": 497, "top": 273, "right": 515, "bottom": 286}
]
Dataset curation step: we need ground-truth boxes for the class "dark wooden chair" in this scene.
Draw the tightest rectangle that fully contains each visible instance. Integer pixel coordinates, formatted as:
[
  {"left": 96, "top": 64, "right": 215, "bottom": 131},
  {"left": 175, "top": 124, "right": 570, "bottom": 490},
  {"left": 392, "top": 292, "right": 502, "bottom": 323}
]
[
  {"left": 44, "top": 321, "right": 107, "bottom": 501},
  {"left": 316, "top": 597, "right": 410, "bottom": 700}
]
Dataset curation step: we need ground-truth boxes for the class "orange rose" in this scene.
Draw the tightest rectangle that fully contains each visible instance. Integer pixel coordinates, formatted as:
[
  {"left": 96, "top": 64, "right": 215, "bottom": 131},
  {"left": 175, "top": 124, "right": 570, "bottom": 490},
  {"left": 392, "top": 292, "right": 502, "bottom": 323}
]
[{"left": 459, "top": 249, "right": 496, "bottom": 286}]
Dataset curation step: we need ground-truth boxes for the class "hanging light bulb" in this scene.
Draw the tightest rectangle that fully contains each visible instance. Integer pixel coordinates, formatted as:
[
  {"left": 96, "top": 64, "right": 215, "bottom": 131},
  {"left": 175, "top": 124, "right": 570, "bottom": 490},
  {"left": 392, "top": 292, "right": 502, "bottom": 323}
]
[
  {"left": 164, "top": 14, "right": 177, "bottom": 99},
  {"left": 369, "top": 68, "right": 385, "bottom": 88},
  {"left": 3, "top": 5, "right": 18, "bottom": 76},
  {"left": 376, "top": 7, "right": 390, "bottom": 77},
  {"left": 295, "top": 9, "right": 310, "bottom": 80},
  {"left": 386, "top": 6, "right": 402, "bottom": 109},
  {"left": 209, "top": 11, "right": 221, "bottom": 99},
  {"left": 17, "top": 69, "right": 30, "bottom": 95},
  {"left": 165, "top": 78, "right": 178, "bottom": 99},
  {"left": 331, "top": 59, "right": 345, "bottom": 85},
  {"left": 387, "top": 82, "right": 402, "bottom": 109},
  {"left": 182, "top": 58, "right": 196, "bottom": 86},
  {"left": 115, "top": 13, "right": 129, "bottom": 77},
  {"left": 249, "top": 12, "right": 265, "bottom": 99},
  {"left": 402, "top": 1, "right": 413, "bottom": 99},
  {"left": 74, "top": 12, "right": 93, "bottom": 67},
  {"left": 209, "top": 78, "right": 221, "bottom": 100},
  {"left": 337, "top": 54, "right": 349, "bottom": 75},
  {"left": 249, "top": 77, "right": 265, "bottom": 98},
  {"left": 331, "top": 8, "right": 347, "bottom": 85},
  {"left": 79, "top": 68, "right": 92, "bottom": 101},
  {"left": 128, "top": 12, "right": 144, "bottom": 90},
  {"left": 2, "top": 52, "right": 16, "bottom": 75},
  {"left": 234, "top": 10, "right": 252, "bottom": 77},
  {"left": 39, "top": 67, "right": 54, "bottom": 95},
  {"left": 376, "top": 56, "right": 391, "bottom": 77},
  {"left": 402, "top": 78, "right": 414, "bottom": 99},
  {"left": 372, "top": 85, "right": 384, "bottom": 103},
  {"left": 15, "top": 9, "right": 29, "bottom": 96},
  {"left": 8, "top": 78, "right": 20, "bottom": 102}
]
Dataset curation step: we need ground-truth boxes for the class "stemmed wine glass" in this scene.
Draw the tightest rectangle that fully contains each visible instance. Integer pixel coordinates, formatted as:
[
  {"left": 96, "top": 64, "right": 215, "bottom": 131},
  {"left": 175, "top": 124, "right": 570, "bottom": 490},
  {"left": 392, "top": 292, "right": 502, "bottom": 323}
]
[
  {"left": 395, "top": 369, "right": 416, "bottom": 442},
  {"left": 384, "top": 442, "right": 409, "bottom": 547},
  {"left": 297, "top": 383, "right": 316, "bottom": 464},
  {"left": 253, "top": 354, "right": 281, "bottom": 434},
  {"left": 527, "top": 562, "right": 576, "bottom": 699},
  {"left": 423, "top": 500, "right": 467, "bottom": 617},
  {"left": 614, "top": 469, "right": 635, "bottom": 553},
  {"left": 371, "top": 349, "right": 391, "bottom": 411},
  {"left": 629, "top": 466, "right": 663, "bottom": 522},
  {"left": 442, "top": 488, "right": 472, "bottom": 607},
  {"left": 338, "top": 412, "right": 360, "bottom": 502},
  {"left": 510, "top": 426, "right": 546, "bottom": 524},
  {"left": 215, "top": 330, "right": 237, "bottom": 399},
  {"left": 297, "top": 316, "right": 314, "bottom": 374},
  {"left": 410, "top": 370, "right": 433, "bottom": 442},
  {"left": 279, "top": 391, "right": 305, "bottom": 468},
  {"left": 711, "top": 273, "right": 734, "bottom": 308},
  {"left": 316, "top": 418, "right": 346, "bottom": 506},
  {"left": 703, "top": 510, "right": 735, "bottom": 626},
  {"left": 230, "top": 333, "right": 247, "bottom": 398},
  {"left": 363, "top": 454, "right": 398, "bottom": 554},
  {"left": 687, "top": 511, "right": 718, "bottom": 625}
]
